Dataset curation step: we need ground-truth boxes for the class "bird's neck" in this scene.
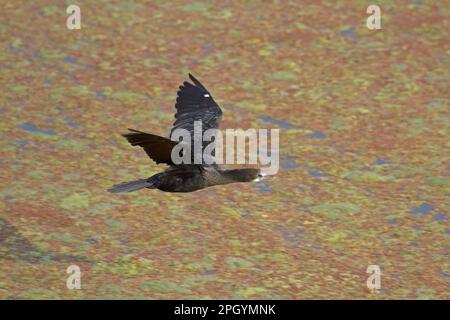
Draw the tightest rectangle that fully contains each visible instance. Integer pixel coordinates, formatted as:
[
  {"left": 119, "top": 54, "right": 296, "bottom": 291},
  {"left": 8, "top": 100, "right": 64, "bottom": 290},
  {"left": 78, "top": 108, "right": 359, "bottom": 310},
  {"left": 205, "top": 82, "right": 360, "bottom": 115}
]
[{"left": 205, "top": 169, "right": 243, "bottom": 186}]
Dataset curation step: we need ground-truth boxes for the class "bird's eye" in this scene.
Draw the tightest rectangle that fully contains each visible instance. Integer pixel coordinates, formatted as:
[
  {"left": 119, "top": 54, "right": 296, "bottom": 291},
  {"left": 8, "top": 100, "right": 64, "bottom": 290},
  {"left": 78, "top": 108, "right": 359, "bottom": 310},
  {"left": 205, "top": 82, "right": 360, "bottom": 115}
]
[{"left": 204, "top": 94, "right": 210, "bottom": 98}]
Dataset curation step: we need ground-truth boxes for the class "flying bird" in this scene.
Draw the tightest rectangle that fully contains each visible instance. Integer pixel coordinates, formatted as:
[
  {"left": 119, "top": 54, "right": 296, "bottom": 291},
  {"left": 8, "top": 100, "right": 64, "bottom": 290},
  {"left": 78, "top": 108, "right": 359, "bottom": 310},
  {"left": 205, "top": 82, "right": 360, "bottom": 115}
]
[{"left": 108, "top": 74, "right": 264, "bottom": 193}]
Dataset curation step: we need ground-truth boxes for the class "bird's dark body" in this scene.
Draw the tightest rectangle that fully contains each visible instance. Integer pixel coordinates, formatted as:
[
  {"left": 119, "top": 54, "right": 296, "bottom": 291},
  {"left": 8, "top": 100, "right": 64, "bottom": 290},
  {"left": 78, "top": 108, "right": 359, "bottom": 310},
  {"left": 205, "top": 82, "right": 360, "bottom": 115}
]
[
  {"left": 108, "top": 74, "right": 262, "bottom": 194},
  {"left": 148, "top": 165, "right": 207, "bottom": 193}
]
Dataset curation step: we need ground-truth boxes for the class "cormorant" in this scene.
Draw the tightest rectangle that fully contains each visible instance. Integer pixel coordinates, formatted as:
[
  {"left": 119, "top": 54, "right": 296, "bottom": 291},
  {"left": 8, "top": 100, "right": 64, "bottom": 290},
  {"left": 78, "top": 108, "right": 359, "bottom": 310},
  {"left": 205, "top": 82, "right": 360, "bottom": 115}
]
[{"left": 108, "top": 74, "right": 264, "bottom": 193}]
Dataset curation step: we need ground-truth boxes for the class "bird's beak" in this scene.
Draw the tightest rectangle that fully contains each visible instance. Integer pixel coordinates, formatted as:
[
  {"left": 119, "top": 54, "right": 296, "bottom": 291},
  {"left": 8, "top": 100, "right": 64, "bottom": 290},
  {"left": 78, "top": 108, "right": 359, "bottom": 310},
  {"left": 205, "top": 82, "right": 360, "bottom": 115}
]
[{"left": 254, "top": 172, "right": 269, "bottom": 182}]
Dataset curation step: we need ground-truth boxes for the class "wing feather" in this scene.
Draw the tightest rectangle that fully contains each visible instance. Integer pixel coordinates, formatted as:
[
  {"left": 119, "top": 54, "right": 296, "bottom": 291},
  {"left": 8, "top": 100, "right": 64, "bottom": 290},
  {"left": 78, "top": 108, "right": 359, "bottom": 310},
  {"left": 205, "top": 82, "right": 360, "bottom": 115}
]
[{"left": 122, "top": 129, "right": 177, "bottom": 165}]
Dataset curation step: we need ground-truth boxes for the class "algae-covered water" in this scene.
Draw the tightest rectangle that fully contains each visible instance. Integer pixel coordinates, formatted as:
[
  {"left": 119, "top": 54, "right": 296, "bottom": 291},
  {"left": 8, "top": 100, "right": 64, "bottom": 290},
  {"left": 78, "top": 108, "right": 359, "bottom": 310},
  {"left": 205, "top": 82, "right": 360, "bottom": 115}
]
[{"left": 0, "top": 1, "right": 448, "bottom": 299}]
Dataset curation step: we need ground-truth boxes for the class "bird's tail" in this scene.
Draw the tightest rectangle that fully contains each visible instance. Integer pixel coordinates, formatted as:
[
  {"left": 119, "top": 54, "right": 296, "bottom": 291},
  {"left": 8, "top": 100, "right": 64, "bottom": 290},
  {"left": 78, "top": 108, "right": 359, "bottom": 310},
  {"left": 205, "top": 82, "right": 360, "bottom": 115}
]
[{"left": 108, "top": 174, "right": 161, "bottom": 193}]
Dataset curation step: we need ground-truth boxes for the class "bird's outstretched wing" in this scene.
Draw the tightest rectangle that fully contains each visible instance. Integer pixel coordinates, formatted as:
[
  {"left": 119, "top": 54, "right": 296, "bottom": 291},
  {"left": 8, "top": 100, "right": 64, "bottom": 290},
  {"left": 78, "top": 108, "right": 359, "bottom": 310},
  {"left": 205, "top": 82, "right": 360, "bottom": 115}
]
[
  {"left": 170, "top": 74, "right": 223, "bottom": 161},
  {"left": 122, "top": 129, "right": 178, "bottom": 165},
  {"left": 123, "top": 75, "right": 223, "bottom": 166}
]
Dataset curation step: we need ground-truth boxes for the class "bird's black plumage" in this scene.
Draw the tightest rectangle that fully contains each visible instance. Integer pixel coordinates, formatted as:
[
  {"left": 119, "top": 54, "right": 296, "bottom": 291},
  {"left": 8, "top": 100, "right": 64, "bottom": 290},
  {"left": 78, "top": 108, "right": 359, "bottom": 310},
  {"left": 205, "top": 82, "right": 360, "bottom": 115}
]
[
  {"left": 108, "top": 74, "right": 262, "bottom": 193},
  {"left": 171, "top": 74, "right": 223, "bottom": 142}
]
